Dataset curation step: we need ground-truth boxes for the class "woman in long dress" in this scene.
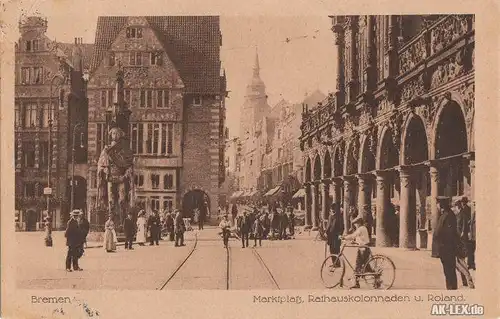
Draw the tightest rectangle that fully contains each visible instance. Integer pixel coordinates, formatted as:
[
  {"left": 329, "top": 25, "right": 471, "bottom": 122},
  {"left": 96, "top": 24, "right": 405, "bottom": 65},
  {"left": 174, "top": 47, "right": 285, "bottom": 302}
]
[
  {"left": 136, "top": 210, "right": 147, "bottom": 246},
  {"left": 104, "top": 215, "right": 117, "bottom": 252}
]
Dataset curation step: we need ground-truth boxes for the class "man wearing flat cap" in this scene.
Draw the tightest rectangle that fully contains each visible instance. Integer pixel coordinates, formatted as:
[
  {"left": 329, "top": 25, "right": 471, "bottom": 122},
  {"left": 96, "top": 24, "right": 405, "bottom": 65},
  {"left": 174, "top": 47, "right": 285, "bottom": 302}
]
[
  {"left": 433, "top": 196, "right": 459, "bottom": 290},
  {"left": 64, "top": 210, "right": 83, "bottom": 272},
  {"left": 326, "top": 203, "right": 344, "bottom": 260}
]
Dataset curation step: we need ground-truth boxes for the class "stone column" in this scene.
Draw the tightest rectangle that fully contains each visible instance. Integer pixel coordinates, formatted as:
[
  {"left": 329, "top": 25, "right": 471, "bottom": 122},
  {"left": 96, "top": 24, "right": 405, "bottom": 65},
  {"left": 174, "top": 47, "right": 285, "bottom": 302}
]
[
  {"left": 429, "top": 163, "right": 440, "bottom": 257},
  {"left": 375, "top": 171, "right": 391, "bottom": 247},
  {"left": 304, "top": 183, "right": 312, "bottom": 229},
  {"left": 321, "top": 180, "right": 330, "bottom": 221},
  {"left": 356, "top": 173, "right": 372, "bottom": 218},
  {"left": 343, "top": 176, "right": 356, "bottom": 234},
  {"left": 418, "top": 171, "right": 428, "bottom": 249},
  {"left": 331, "top": 178, "right": 342, "bottom": 210},
  {"left": 311, "top": 183, "right": 318, "bottom": 230},
  {"left": 399, "top": 166, "right": 417, "bottom": 249}
]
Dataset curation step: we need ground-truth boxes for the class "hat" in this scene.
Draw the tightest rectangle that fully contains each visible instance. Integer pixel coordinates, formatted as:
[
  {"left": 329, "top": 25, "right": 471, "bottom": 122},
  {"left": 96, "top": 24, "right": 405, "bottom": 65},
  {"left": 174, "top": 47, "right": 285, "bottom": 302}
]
[
  {"left": 351, "top": 216, "right": 364, "bottom": 225},
  {"left": 138, "top": 210, "right": 145, "bottom": 216},
  {"left": 70, "top": 209, "right": 81, "bottom": 216},
  {"left": 454, "top": 198, "right": 463, "bottom": 206},
  {"left": 461, "top": 196, "right": 469, "bottom": 203}
]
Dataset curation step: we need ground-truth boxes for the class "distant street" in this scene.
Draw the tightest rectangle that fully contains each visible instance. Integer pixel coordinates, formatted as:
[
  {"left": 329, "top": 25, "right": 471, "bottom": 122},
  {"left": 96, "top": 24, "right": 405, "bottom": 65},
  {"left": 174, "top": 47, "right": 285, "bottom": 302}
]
[{"left": 16, "top": 228, "right": 474, "bottom": 290}]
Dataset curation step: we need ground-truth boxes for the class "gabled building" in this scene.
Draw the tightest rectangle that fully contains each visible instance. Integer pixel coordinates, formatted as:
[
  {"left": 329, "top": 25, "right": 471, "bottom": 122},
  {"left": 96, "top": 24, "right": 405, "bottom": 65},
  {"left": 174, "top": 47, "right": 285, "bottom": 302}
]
[
  {"left": 86, "top": 16, "right": 226, "bottom": 222},
  {"left": 15, "top": 16, "right": 93, "bottom": 231}
]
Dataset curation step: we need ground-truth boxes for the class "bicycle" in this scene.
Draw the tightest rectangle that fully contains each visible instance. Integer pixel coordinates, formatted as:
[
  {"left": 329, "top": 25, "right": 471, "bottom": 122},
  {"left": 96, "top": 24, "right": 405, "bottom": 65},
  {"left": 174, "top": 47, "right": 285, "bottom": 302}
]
[{"left": 320, "top": 239, "right": 396, "bottom": 289}]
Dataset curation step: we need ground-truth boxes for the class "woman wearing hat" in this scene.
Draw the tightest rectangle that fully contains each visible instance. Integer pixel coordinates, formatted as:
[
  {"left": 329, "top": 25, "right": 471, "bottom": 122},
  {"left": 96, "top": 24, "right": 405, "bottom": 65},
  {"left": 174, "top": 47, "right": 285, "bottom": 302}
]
[
  {"left": 136, "top": 210, "right": 147, "bottom": 246},
  {"left": 341, "top": 215, "right": 371, "bottom": 289},
  {"left": 104, "top": 214, "right": 117, "bottom": 252},
  {"left": 219, "top": 214, "right": 231, "bottom": 248}
]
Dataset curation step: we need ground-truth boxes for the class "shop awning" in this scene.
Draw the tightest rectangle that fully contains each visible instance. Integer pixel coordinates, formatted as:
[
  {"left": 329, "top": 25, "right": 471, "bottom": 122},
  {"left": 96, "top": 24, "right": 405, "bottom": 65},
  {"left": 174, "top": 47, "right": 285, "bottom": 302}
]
[
  {"left": 230, "top": 191, "right": 244, "bottom": 199},
  {"left": 264, "top": 186, "right": 281, "bottom": 197},
  {"left": 292, "top": 188, "right": 305, "bottom": 199}
]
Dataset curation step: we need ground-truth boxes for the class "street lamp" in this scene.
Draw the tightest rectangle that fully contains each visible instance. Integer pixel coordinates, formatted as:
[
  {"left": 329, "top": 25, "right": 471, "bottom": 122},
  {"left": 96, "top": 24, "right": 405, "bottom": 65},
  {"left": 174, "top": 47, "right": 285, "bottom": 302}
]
[
  {"left": 71, "top": 123, "right": 85, "bottom": 211},
  {"left": 46, "top": 73, "right": 66, "bottom": 222}
]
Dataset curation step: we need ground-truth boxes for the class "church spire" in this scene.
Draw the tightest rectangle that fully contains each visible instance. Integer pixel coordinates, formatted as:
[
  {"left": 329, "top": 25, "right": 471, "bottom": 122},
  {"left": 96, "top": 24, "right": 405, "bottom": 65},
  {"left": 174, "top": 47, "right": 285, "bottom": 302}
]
[{"left": 253, "top": 47, "right": 260, "bottom": 78}]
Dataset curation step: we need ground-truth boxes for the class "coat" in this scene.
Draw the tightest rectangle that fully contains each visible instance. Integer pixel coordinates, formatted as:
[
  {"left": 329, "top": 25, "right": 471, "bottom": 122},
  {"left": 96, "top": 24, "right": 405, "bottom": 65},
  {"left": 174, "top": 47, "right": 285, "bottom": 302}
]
[
  {"left": 433, "top": 209, "right": 460, "bottom": 257},
  {"left": 148, "top": 215, "right": 161, "bottom": 232},
  {"left": 123, "top": 218, "right": 136, "bottom": 237},
  {"left": 253, "top": 219, "right": 264, "bottom": 236},
  {"left": 174, "top": 215, "right": 185, "bottom": 234},
  {"left": 456, "top": 205, "right": 471, "bottom": 240},
  {"left": 326, "top": 213, "right": 344, "bottom": 240},
  {"left": 239, "top": 215, "right": 251, "bottom": 233},
  {"left": 65, "top": 218, "right": 81, "bottom": 247}
]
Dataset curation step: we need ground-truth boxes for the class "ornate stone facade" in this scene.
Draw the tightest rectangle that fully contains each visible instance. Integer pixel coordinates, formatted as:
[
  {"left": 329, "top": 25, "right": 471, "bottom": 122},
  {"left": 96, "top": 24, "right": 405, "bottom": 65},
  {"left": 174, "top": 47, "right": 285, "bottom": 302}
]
[{"left": 300, "top": 15, "right": 475, "bottom": 252}]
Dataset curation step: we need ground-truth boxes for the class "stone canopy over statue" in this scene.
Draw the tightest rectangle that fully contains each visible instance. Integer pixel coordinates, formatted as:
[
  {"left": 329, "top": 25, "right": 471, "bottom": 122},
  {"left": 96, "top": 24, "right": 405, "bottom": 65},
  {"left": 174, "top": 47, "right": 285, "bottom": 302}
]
[{"left": 97, "top": 126, "right": 135, "bottom": 224}]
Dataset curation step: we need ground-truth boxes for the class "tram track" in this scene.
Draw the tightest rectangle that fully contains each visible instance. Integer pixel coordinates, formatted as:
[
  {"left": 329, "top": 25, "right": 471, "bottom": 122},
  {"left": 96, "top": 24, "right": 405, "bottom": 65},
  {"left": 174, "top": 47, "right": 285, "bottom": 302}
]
[
  {"left": 251, "top": 247, "right": 280, "bottom": 290},
  {"left": 157, "top": 233, "right": 198, "bottom": 290}
]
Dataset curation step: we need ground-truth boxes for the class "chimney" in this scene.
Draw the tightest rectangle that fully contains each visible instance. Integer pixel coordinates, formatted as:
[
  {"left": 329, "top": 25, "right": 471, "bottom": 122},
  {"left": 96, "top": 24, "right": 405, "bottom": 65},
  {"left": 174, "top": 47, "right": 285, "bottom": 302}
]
[{"left": 74, "top": 37, "right": 77, "bottom": 44}]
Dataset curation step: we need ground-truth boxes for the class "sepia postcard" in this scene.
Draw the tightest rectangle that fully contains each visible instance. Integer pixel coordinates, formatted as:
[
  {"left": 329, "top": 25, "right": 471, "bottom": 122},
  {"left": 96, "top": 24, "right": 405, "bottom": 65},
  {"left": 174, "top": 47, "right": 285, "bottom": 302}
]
[{"left": 1, "top": 0, "right": 499, "bottom": 318}]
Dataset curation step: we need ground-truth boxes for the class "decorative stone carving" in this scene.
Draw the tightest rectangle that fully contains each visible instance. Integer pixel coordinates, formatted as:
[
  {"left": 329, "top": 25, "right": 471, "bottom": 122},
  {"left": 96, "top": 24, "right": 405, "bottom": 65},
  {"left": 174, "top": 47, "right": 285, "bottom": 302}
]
[
  {"left": 430, "top": 15, "right": 471, "bottom": 55},
  {"left": 124, "top": 67, "right": 149, "bottom": 79},
  {"left": 459, "top": 82, "right": 475, "bottom": 123},
  {"left": 401, "top": 75, "right": 425, "bottom": 103},
  {"left": 389, "top": 110, "right": 403, "bottom": 147},
  {"left": 430, "top": 50, "right": 466, "bottom": 89},
  {"left": 399, "top": 34, "right": 428, "bottom": 75}
]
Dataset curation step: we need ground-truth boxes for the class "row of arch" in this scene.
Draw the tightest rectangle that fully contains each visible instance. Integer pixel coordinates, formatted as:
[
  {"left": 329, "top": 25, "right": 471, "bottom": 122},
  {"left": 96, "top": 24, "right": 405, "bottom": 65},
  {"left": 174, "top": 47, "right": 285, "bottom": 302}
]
[{"left": 305, "top": 99, "right": 473, "bottom": 182}]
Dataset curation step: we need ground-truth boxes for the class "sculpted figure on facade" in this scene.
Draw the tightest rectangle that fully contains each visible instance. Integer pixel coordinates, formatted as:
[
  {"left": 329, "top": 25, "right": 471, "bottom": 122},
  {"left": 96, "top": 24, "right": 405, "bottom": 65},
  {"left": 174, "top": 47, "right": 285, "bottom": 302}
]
[{"left": 97, "top": 126, "right": 135, "bottom": 223}]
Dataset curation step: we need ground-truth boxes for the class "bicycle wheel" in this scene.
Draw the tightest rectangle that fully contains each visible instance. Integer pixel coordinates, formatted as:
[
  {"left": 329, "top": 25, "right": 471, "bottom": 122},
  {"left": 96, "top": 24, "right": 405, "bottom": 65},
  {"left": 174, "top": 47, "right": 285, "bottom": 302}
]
[
  {"left": 362, "top": 255, "right": 396, "bottom": 290},
  {"left": 320, "top": 254, "right": 345, "bottom": 289}
]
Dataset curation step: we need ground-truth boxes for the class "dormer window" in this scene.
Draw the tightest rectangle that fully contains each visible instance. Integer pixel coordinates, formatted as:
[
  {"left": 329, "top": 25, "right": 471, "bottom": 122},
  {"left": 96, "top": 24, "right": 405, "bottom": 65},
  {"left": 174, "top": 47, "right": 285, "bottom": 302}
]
[
  {"left": 150, "top": 52, "right": 163, "bottom": 66},
  {"left": 193, "top": 96, "right": 202, "bottom": 106},
  {"left": 129, "top": 52, "right": 142, "bottom": 66},
  {"left": 126, "top": 27, "right": 143, "bottom": 39},
  {"left": 25, "top": 39, "right": 39, "bottom": 52},
  {"left": 109, "top": 52, "right": 115, "bottom": 66}
]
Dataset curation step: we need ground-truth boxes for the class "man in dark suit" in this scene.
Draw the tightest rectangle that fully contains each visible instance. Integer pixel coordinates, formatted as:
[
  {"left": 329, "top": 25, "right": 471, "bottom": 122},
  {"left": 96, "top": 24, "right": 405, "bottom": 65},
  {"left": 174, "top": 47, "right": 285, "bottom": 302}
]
[
  {"left": 78, "top": 212, "right": 90, "bottom": 249},
  {"left": 326, "top": 203, "right": 344, "bottom": 264},
  {"left": 239, "top": 211, "right": 251, "bottom": 248},
  {"left": 148, "top": 211, "right": 161, "bottom": 246},
  {"left": 174, "top": 210, "right": 185, "bottom": 247},
  {"left": 123, "top": 212, "right": 136, "bottom": 250},
  {"left": 65, "top": 210, "right": 82, "bottom": 272},
  {"left": 467, "top": 200, "right": 476, "bottom": 270},
  {"left": 433, "top": 196, "right": 460, "bottom": 290}
]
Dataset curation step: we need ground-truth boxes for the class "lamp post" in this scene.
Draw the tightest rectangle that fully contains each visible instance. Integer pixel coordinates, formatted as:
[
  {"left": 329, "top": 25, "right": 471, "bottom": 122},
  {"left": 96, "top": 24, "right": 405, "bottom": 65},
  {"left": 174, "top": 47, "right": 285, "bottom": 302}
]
[
  {"left": 46, "top": 73, "right": 66, "bottom": 223},
  {"left": 71, "top": 123, "right": 85, "bottom": 211}
]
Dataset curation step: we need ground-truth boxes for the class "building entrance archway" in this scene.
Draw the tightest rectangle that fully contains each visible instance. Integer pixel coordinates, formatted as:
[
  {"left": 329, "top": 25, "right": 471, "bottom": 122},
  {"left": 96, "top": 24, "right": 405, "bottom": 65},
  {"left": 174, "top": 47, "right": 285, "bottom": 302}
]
[
  {"left": 182, "top": 189, "right": 210, "bottom": 220},
  {"left": 25, "top": 209, "right": 38, "bottom": 231}
]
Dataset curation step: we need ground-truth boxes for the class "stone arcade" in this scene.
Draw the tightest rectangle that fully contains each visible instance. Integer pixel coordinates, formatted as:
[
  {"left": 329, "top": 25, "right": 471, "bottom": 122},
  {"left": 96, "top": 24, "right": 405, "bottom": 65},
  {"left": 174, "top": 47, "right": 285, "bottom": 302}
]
[{"left": 299, "top": 15, "right": 475, "bottom": 252}]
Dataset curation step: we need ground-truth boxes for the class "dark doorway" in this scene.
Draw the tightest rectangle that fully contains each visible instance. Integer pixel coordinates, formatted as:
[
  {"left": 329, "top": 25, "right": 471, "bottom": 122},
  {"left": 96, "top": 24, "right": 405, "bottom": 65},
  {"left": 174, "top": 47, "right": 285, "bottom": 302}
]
[
  {"left": 182, "top": 189, "right": 210, "bottom": 219},
  {"left": 25, "top": 209, "right": 38, "bottom": 231}
]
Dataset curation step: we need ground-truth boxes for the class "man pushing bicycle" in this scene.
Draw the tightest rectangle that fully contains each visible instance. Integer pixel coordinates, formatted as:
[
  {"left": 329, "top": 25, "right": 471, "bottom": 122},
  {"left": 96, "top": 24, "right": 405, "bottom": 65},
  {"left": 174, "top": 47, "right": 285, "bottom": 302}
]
[{"left": 341, "top": 215, "right": 371, "bottom": 289}]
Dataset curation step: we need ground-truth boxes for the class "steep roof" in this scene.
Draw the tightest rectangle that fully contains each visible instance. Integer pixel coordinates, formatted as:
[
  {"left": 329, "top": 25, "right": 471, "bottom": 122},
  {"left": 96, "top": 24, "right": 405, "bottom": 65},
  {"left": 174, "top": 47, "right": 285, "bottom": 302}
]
[{"left": 91, "top": 16, "right": 222, "bottom": 94}]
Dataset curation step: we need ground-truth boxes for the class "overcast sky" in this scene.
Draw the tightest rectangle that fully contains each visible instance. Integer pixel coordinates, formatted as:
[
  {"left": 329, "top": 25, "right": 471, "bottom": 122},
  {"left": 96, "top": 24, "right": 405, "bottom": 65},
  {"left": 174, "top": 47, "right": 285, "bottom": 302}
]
[{"left": 9, "top": 1, "right": 337, "bottom": 138}]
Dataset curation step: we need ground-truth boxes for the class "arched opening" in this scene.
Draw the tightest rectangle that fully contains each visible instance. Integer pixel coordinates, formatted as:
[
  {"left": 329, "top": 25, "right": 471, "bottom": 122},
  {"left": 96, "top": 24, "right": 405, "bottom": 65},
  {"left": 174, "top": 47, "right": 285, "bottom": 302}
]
[
  {"left": 25, "top": 209, "right": 38, "bottom": 231},
  {"left": 323, "top": 151, "right": 332, "bottom": 179},
  {"left": 379, "top": 129, "right": 400, "bottom": 170},
  {"left": 345, "top": 140, "right": 358, "bottom": 175},
  {"left": 403, "top": 116, "right": 428, "bottom": 165},
  {"left": 313, "top": 155, "right": 322, "bottom": 181},
  {"left": 305, "top": 158, "right": 312, "bottom": 182},
  {"left": 333, "top": 145, "right": 344, "bottom": 177},
  {"left": 360, "top": 137, "right": 375, "bottom": 173},
  {"left": 435, "top": 101, "right": 468, "bottom": 197},
  {"left": 182, "top": 189, "right": 210, "bottom": 220}
]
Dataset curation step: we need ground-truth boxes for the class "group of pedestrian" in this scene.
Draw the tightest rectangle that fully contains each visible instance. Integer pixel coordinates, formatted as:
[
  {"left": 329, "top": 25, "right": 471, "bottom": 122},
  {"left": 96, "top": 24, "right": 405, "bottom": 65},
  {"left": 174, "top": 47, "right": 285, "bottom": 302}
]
[
  {"left": 64, "top": 209, "right": 90, "bottom": 272},
  {"left": 102, "top": 209, "right": 188, "bottom": 253},
  {"left": 433, "top": 196, "right": 476, "bottom": 290}
]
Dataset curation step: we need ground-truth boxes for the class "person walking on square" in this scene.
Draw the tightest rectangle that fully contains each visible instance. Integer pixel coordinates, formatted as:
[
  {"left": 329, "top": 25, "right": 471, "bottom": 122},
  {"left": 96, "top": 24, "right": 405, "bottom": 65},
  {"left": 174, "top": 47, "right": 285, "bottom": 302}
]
[
  {"left": 166, "top": 212, "right": 175, "bottom": 241},
  {"left": 231, "top": 204, "right": 238, "bottom": 227},
  {"left": 123, "top": 212, "right": 136, "bottom": 250},
  {"left": 136, "top": 210, "right": 147, "bottom": 246},
  {"left": 65, "top": 210, "right": 82, "bottom": 272},
  {"left": 174, "top": 210, "right": 186, "bottom": 247},
  {"left": 327, "top": 203, "right": 344, "bottom": 264},
  {"left": 239, "top": 211, "right": 251, "bottom": 248},
  {"left": 467, "top": 201, "right": 476, "bottom": 270},
  {"left": 362, "top": 205, "right": 374, "bottom": 244},
  {"left": 104, "top": 214, "right": 117, "bottom": 253},
  {"left": 433, "top": 196, "right": 459, "bottom": 290},
  {"left": 219, "top": 214, "right": 231, "bottom": 248},
  {"left": 341, "top": 216, "right": 371, "bottom": 289},
  {"left": 279, "top": 210, "right": 289, "bottom": 240},
  {"left": 148, "top": 210, "right": 161, "bottom": 246},
  {"left": 288, "top": 207, "right": 296, "bottom": 238},
  {"left": 253, "top": 215, "right": 264, "bottom": 247}
]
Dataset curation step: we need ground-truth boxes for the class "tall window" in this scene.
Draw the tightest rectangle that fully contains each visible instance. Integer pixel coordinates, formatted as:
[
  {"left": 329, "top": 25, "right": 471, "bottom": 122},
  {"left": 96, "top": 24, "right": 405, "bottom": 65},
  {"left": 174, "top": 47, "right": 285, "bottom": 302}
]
[
  {"left": 32, "top": 39, "right": 39, "bottom": 51},
  {"left": 23, "top": 103, "right": 37, "bottom": 128},
  {"left": 124, "top": 89, "right": 131, "bottom": 107},
  {"left": 39, "top": 141, "right": 49, "bottom": 167},
  {"left": 39, "top": 103, "right": 50, "bottom": 128},
  {"left": 25, "top": 40, "right": 32, "bottom": 52},
  {"left": 140, "top": 90, "right": 153, "bottom": 108},
  {"left": 163, "top": 174, "right": 174, "bottom": 189},
  {"left": 126, "top": 27, "right": 143, "bottom": 38},
  {"left": 163, "top": 197, "right": 173, "bottom": 211},
  {"left": 109, "top": 52, "right": 116, "bottom": 66},
  {"left": 33, "top": 67, "right": 43, "bottom": 84},
  {"left": 129, "top": 52, "right": 142, "bottom": 66},
  {"left": 156, "top": 90, "right": 170, "bottom": 108},
  {"left": 146, "top": 124, "right": 153, "bottom": 153},
  {"left": 21, "top": 67, "right": 30, "bottom": 84},
  {"left": 161, "top": 124, "right": 167, "bottom": 154},
  {"left": 153, "top": 124, "right": 160, "bottom": 154},
  {"left": 24, "top": 182, "right": 36, "bottom": 197},
  {"left": 150, "top": 196, "right": 160, "bottom": 211},
  {"left": 15, "top": 103, "right": 20, "bottom": 127},
  {"left": 151, "top": 174, "right": 160, "bottom": 189},
  {"left": 96, "top": 123, "right": 107, "bottom": 155},
  {"left": 167, "top": 123, "right": 174, "bottom": 155},
  {"left": 134, "top": 174, "right": 144, "bottom": 188},
  {"left": 100, "top": 89, "right": 114, "bottom": 108},
  {"left": 23, "top": 142, "right": 35, "bottom": 167}
]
